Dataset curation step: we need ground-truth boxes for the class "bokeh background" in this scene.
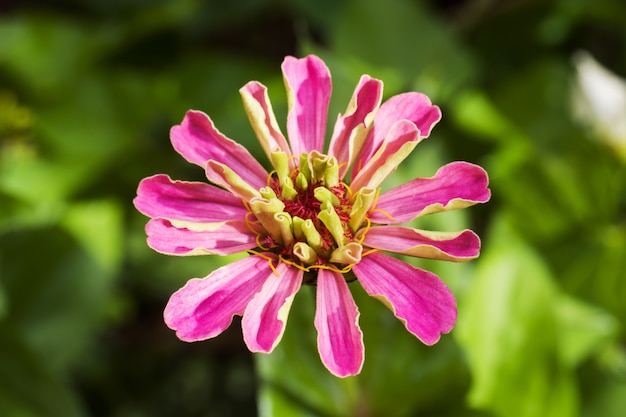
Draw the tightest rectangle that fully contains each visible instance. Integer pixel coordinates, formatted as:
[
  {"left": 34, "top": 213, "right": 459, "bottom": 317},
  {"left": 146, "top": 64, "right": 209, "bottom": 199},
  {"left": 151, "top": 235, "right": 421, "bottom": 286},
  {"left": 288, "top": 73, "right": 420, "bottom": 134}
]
[{"left": 1, "top": 0, "right": 625, "bottom": 416}]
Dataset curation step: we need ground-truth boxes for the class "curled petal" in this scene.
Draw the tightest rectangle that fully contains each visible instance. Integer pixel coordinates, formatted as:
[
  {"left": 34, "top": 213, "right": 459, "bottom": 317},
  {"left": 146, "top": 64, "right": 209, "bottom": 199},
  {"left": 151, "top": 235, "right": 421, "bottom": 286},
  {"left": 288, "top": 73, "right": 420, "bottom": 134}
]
[
  {"left": 350, "top": 120, "right": 421, "bottom": 191},
  {"left": 164, "top": 254, "right": 275, "bottom": 341},
  {"left": 328, "top": 75, "right": 383, "bottom": 179},
  {"left": 282, "top": 55, "right": 331, "bottom": 155},
  {"left": 370, "top": 161, "right": 491, "bottom": 224},
  {"left": 315, "top": 269, "right": 364, "bottom": 377},
  {"left": 242, "top": 263, "right": 303, "bottom": 353},
  {"left": 329, "top": 242, "right": 363, "bottom": 265},
  {"left": 146, "top": 218, "right": 257, "bottom": 256},
  {"left": 240, "top": 81, "right": 293, "bottom": 167},
  {"left": 205, "top": 160, "right": 262, "bottom": 202},
  {"left": 361, "top": 226, "right": 481, "bottom": 261},
  {"left": 170, "top": 110, "right": 268, "bottom": 189},
  {"left": 352, "top": 252, "right": 456, "bottom": 345},
  {"left": 354, "top": 92, "right": 441, "bottom": 177},
  {"left": 134, "top": 174, "right": 248, "bottom": 224}
]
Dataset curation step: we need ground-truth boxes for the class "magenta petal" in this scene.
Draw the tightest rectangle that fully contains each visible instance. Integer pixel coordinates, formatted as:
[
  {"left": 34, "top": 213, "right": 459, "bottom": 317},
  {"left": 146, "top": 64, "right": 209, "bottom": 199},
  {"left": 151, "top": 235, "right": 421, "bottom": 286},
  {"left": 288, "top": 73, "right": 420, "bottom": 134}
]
[
  {"left": 170, "top": 110, "right": 268, "bottom": 189},
  {"left": 240, "top": 81, "right": 292, "bottom": 165},
  {"left": 134, "top": 174, "right": 248, "bottom": 223},
  {"left": 315, "top": 269, "right": 364, "bottom": 377},
  {"left": 145, "top": 218, "right": 257, "bottom": 256},
  {"left": 282, "top": 55, "right": 331, "bottom": 155},
  {"left": 205, "top": 160, "right": 261, "bottom": 202},
  {"left": 370, "top": 161, "right": 491, "bottom": 224},
  {"left": 242, "top": 263, "right": 303, "bottom": 353},
  {"left": 361, "top": 226, "right": 481, "bottom": 261},
  {"left": 354, "top": 92, "right": 441, "bottom": 177},
  {"left": 328, "top": 75, "right": 383, "bottom": 179},
  {"left": 350, "top": 120, "right": 421, "bottom": 191},
  {"left": 352, "top": 252, "right": 456, "bottom": 345},
  {"left": 164, "top": 255, "right": 275, "bottom": 341}
]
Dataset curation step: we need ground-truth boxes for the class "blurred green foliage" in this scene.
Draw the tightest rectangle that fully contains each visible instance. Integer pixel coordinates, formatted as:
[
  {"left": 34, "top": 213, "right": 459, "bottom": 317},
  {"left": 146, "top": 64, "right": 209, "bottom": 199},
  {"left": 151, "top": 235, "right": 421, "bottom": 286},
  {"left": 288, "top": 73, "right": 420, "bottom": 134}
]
[{"left": 1, "top": 0, "right": 625, "bottom": 416}]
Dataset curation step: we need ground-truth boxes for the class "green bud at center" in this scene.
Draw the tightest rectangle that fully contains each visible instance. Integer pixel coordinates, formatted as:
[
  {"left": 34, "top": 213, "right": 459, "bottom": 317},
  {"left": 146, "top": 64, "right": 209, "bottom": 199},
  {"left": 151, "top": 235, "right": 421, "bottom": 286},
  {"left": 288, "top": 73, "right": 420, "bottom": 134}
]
[{"left": 249, "top": 152, "right": 380, "bottom": 275}]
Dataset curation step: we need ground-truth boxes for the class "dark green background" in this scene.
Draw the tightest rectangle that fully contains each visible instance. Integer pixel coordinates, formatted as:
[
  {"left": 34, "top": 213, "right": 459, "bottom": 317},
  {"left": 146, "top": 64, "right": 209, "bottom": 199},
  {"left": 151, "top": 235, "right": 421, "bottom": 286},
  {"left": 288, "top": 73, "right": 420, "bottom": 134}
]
[{"left": 1, "top": 0, "right": 625, "bottom": 416}]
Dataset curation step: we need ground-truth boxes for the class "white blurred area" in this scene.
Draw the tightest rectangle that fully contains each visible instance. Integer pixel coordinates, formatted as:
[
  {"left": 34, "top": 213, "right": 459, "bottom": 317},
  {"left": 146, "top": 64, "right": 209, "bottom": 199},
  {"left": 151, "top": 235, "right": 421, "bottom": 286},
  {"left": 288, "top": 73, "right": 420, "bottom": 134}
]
[{"left": 572, "top": 51, "right": 626, "bottom": 162}]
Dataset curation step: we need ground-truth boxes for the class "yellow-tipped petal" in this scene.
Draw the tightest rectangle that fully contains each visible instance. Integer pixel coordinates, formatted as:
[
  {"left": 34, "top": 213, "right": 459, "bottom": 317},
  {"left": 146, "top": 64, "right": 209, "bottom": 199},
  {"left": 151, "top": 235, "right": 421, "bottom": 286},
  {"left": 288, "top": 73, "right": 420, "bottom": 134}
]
[
  {"left": 329, "top": 242, "right": 363, "bottom": 265},
  {"left": 318, "top": 201, "right": 346, "bottom": 247},
  {"left": 249, "top": 197, "right": 286, "bottom": 243},
  {"left": 314, "top": 186, "right": 340, "bottom": 206},
  {"left": 301, "top": 218, "right": 324, "bottom": 253},
  {"left": 348, "top": 187, "right": 377, "bottom": 230},
  {"left": 293, "top": 242, "right": 318, "bottom": 265}
]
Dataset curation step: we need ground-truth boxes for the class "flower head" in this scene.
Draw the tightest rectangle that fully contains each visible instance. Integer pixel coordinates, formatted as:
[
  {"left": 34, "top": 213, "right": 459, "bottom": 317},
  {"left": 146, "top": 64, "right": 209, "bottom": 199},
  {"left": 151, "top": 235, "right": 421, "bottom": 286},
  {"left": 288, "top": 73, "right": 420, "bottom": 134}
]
[{"left": 134, "top": 55, "right": 490, "bottom": 377}]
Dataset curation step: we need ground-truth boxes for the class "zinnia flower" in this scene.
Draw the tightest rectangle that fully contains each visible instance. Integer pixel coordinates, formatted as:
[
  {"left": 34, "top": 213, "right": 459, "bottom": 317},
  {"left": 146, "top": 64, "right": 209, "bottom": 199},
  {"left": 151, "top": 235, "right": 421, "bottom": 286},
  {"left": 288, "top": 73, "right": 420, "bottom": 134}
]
[{"left": 134, "top": 55, "right": 490, "bottom": 377}]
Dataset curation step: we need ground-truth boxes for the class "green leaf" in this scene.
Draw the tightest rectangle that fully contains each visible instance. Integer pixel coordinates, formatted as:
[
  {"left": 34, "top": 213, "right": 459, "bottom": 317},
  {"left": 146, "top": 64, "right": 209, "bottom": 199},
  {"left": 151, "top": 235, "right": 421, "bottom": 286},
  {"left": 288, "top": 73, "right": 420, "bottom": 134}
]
[
  {"left": 0, "top": 323, "right": 85, "bottom": 417},
  {"left": 1, "top": 226, "right": 117, "bottom": 372},
  {"left": 0, "top": 280, "right": 6, "bottom": 319},
  {"left": 330, "top": 0, "right": 475, "bottom": 100},
  {"left": 583, "top": 380, "right": 626, "bottom": 417},
  {"left": 559, "top": 225, "right": 626, "bottom": 325},
  {"left": 61, "top": 199, "right": 124, "bottom": 273},
  {"left": 555, "top": 295, "right": 619, "bottom": 367},
  {"left": 0, "top": 146, "right": 89, "bottom": 205},
  {"left": 0, "top": 15, "right": 107, "bottom": 97},
  {"left": 456, "top": 216, "right": 578, "bottom": 417},
  {"left": 451, "top": 90, "right": 529, "bottom": 145},
  {"left": 258, "top": 382, "right": 331, "bottom": 417}
]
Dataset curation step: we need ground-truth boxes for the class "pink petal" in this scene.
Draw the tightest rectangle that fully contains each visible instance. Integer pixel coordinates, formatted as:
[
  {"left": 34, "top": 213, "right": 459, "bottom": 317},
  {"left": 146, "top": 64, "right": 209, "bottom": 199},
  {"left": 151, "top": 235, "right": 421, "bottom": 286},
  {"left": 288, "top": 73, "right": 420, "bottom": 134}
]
[
  {"left": 164, "top": 254, "right": 275, "bottom": 341},
  {"left": 205, "top": 160, "right": 262, "bottom": 202},
  {"left": 282, "top": 55, "right": 331, "bottom": 155},
  {"left": 352, "top": 252, "right": 456, "bottom": 345},
  {"left": 361, "top": 226, "right": 481, "bottom": 261},
  {"left": 145, "top": 218, "right": 258, "bottom": 256},
  {"left": 350, "top": 120, "right": 421, "bottom": 191},
  {"left": 170, "top": 110, "right": 268, "bottom": 189},
  {"left": 370, "top": 161, "right": 491, "bottom": 224},
  {"left": 314, "top": 269, "right": 364, "bottom": 377},
  {"left": 354, "top": 92, "right": 441, "bottom": 178},
  {"left": 240, "top": 81, "right": 293, "bottom": 166},
  {"left": 242, "top": 262, "right": 303, "bottom": 353},
  {"left": 328, "top": 75, "right": 383, "bottom": 179},
  {"left": 134, "top": 174, "right": 248, "bottom": 224}
]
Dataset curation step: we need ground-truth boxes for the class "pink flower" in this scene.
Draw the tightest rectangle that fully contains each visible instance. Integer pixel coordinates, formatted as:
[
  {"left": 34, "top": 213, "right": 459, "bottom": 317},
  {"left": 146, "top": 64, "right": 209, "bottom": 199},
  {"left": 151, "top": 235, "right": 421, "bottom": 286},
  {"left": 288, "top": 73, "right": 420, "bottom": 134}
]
[{"left": 134, "top": 55, "right": 490, "bottom": 377}]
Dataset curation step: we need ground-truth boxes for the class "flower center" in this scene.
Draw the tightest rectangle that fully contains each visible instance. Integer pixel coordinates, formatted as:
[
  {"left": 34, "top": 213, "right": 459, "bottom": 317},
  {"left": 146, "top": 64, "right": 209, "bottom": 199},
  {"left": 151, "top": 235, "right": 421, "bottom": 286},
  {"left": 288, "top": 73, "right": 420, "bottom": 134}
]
[{"left": 247, "top": 150, "right": 377, "bottom": 276}]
